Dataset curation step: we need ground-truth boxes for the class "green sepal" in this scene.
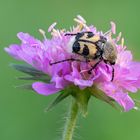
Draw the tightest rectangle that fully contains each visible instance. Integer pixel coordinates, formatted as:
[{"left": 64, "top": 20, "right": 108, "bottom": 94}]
[
  {"left": 70, "top": 88, "right": 91, "bottom": 117},
  {"left": 89, "top": 86, "right": 119, "bottom": 110},
  {"left": 133, "top": 99, "right": 140, "bottom": 110},
  {"left": 10, "top": 63, "right": 50, "bottom": 82},
  {"left": 10, "top": 64, "right": 44, "bottom": 76},
  {"left": 45, "top": 91, "right": 70, "bottom": 112},
  {"left": 15, "top": 84, "right": 33, "bottom": 90},
  {"left": 17, "top": 76, "right": 49, "bottom": 82}
]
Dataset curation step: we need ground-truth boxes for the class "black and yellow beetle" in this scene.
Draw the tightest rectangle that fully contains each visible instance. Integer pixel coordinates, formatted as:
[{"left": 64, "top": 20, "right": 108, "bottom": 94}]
[{"left": 50, "top": 31, "right": 117, "bottom": 81}]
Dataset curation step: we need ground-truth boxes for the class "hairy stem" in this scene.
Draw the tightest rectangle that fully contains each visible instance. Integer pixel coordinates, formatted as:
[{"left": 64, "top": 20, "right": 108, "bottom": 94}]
[{"left": 62, "top": 99, "right": 79, "bottom": 140}]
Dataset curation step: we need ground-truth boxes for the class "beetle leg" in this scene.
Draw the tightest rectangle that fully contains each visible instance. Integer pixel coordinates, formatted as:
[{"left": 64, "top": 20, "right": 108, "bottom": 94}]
[
  {"left": 111, "top": 66, "right": 114, "bottom": 82},
  {"left": 88, "top": 59, "right": 102, "bottom": 74}
]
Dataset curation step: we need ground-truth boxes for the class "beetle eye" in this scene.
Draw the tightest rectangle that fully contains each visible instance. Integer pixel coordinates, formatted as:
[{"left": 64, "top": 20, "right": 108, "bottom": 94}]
[
  {"left": 73, "top": 41, "right": 80, "bottom": 53},
  {"left": 87, "top": 32, "right": 94, "bottom": 38}
]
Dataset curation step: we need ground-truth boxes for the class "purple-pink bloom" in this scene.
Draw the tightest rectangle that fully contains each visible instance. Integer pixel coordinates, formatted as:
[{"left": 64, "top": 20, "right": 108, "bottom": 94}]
[{"left": 5, "top": 15, "right": 140, "bottom": 111}]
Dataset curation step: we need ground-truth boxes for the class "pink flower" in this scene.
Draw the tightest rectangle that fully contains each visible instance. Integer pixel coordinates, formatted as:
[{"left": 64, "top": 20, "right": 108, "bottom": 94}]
[{"left": 5, "top": 15, "right": 140, "bottom": 111}]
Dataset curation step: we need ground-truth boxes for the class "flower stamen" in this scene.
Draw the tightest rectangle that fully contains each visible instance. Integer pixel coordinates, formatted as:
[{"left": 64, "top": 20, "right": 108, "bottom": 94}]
[
  {"left": 39, "top": 29, "right": 47, "bottom": 40},
  {"left": 121, "top": 38, "right": 124, "bottom": 47},
  {"left": 48, "top": 22, "right": 57, "bottom": 32}
]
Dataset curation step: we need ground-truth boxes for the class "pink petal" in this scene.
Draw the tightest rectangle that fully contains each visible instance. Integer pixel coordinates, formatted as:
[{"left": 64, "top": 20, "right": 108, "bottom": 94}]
[
  {"left": 5, "top": 45, "right": 21, "bottom": 60},
  {"left": 109, "top": 91, "right": 135, "bottom": 111},
  {"left": 51, "top": 76, "right": 68, "bottom": 88},
  {"left": 74, "top": 79, "right": 93, "bottom": 87},
  {"left": 17, "top": 32, "right": 37, "bottom": 45},
  {"left": 99, "top": 83, "right": 135, "bottom": 111},
  {"left": 32, "top": 82, "right": 61, "bottom": 96}
]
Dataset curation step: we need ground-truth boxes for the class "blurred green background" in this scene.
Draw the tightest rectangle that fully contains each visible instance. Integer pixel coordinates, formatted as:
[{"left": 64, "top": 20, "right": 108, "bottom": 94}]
[{"left": 1, "top": 0, "right": 140, "bottom": 140}]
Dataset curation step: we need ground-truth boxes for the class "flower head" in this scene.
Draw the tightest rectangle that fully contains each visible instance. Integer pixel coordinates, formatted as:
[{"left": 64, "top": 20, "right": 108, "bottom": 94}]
[{"left": 5, "top": 15, "right": 140, "bottom": 112}]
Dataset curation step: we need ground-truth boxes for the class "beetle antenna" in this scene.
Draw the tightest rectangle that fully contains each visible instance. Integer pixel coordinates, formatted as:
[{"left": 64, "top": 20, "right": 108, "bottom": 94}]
[
  {"left": 49, "top": 58, "right": 82, "bottom": 65},
  {"left": 65, "top": 33, "right": 77, "bottom": 36}
]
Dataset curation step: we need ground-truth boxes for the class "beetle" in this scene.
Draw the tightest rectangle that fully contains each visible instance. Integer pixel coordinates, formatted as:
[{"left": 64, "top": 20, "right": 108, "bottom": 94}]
[{"left": 50, "top": 31, "right": 117, "bottom": 81}]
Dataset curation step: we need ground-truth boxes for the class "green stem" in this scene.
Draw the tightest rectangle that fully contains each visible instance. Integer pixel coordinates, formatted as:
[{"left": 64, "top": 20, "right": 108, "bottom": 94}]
[{"left": 62, "top": 99, "right": 79, "bottom": 140}]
